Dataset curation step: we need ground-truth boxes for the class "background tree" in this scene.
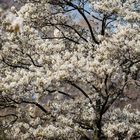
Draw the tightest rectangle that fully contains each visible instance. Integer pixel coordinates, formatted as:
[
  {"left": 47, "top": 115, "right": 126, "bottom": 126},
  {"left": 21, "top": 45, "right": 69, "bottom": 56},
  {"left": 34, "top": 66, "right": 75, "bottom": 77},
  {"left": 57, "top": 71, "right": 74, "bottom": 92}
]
[{"left": 0, "top": 0, "right": 140, "bottom": 139}]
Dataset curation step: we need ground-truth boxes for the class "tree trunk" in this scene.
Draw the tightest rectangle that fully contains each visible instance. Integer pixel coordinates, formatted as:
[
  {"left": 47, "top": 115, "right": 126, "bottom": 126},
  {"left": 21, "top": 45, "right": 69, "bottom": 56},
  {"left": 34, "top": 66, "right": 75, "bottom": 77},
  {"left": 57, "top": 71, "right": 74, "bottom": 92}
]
[{"left": 93, "top": 115, "right": 102, "bottom": 140}]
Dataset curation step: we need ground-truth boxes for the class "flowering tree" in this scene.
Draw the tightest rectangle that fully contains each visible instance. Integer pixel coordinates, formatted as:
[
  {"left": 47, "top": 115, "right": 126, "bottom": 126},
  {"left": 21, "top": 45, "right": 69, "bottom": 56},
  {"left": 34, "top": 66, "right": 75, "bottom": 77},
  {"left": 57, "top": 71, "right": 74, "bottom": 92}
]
[{"left": 0, "top": 0, "right": 140, "bottom": 139}]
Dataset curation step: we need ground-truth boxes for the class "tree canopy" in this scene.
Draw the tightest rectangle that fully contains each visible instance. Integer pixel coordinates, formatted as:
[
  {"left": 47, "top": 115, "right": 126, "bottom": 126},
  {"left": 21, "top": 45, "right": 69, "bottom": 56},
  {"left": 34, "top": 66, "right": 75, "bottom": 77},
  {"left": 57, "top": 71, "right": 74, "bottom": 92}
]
[{"left": 0, "top": 0, "right": 140, "bottom": 139}]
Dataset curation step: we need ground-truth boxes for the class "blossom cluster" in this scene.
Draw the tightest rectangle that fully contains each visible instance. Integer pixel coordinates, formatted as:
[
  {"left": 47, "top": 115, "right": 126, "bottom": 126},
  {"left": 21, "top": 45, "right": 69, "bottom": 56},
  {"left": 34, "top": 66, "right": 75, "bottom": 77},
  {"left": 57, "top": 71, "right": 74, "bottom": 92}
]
[{"left": 0, "top": 0, "right": 140, "bottom": 139}]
